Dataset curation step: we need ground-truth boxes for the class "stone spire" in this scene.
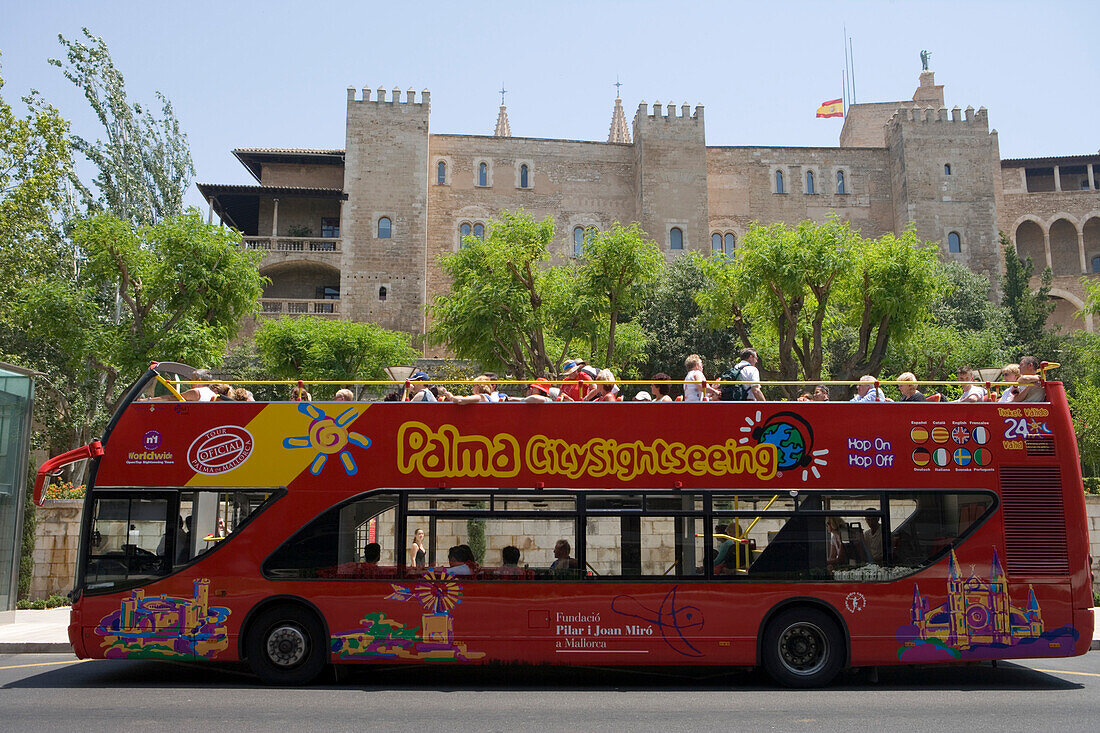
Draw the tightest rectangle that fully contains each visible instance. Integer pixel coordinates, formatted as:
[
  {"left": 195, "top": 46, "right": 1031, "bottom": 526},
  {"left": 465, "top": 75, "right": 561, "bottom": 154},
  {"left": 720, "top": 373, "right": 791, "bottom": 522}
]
[
  {"left": 608, "top": 92, "right": 631, "bottom": 144},
  {"left": 493, "top": 104, "right": 511, "bottom": 137},
  {"left": 493, "top": 83, "right": 511, "bottom": 137}
]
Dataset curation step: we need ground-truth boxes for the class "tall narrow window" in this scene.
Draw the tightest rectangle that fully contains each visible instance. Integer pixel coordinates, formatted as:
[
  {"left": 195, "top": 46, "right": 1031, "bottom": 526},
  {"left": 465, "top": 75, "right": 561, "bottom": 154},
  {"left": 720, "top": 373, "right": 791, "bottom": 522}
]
[
  {"left": 478, "top": 162, "right": 488, "bottom": 187},
  {"left": 378, "top": 287, "right": 387, "bottom": 302},
  {"left": 775, "top": 170, "right": 784, "bottom": 194},
  {"left": 712, "top": 233, "right": 722, "bottom": 251},
  {"left": 806, "top": 170, "right": 815, "bottom": 194},
  {"left": 460, "top": 222, "right": 471, "bottom": 237},
  {"left": 1092, "top": 256, "right": 1100, "bottom": 273},
  {"left": 670, "top": 227, "right": 683, "bottom": 250},
  {"left": 836, "top": 170, "right": 846, "bottom": 194},
  {"left": 948, "top": 232, "right": 962, "bottom": 253},
  {"left": 377, "top": 217, "right": 391, "bottom": 239},
  {"left": 573, "top": 226, "right": 585, "bottom": 257},
  {"left": 944, "top": 164, "right": 952, "bottom": 176},
  {"left": 473, "top": 223, "right": 484, "bottom": 239},
  {"left": 437, "top": 161, "right": 446, "bottom": 185},
  {"left": 519, "top": 164, "right": 529, "bottom": 189},
  {"left": 724, "top": 233, "right": 736, "bottom": 256}
]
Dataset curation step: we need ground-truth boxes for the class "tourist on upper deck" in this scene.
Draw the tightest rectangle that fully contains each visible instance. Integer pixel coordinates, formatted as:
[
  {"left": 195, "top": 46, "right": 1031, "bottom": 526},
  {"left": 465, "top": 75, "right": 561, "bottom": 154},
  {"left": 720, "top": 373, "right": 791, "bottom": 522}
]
[
  {"left": 634, "top": 391, "right": 653, "bottom": 401},
  {"left": 812, "top": 384, "right": 830, "bottom": 402},
  {"left": 897, "top": 372, "right": 927, "bottom": 402},
  {"left": 560, "top": 358, "right": 594, "bottom": 401},
  {"left": 407, "top": 371, "right": 438, "bottom": 402},
  {"left": 851, "top": 375, "right": 888, "bottom": 402},
  {"left": 524, "top": 378, "right": 555, "bottom": 403},
  {"left": 997, "top": 364, "right": 1020, "bottom": 403},
  {"left": 586, "top": 368, "right": 620, "bottom": 401},
  {"left": 953, "top": 366, "right": 987, "bottom": 403},
  {"left": 729, "top": 348, "right": 765, "bottom": 402},
  {"left": 650, "top": 374, "right": 674, "bottom": 402},
  {"left": 230, "top": 387, "right": 255, "bottom": 402},
  {"left": 796, "top": 391, "right": 813, "bottom": 402},
  {"left": 440, "top": 375, "right": 496, "bottom": 404},
  {"left": 291, "top": 385, "right": 312, "bottom": 402},
  {"left": 333, "top": 388, "right": 354, "bottom": 401},
  {"left": 1012, "top": 355, "right": 1047, "bottom": 402}
]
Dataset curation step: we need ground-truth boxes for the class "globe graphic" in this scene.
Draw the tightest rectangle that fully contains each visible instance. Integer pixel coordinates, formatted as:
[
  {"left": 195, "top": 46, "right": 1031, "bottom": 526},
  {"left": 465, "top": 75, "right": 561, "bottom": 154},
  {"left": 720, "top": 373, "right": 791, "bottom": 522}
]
[{"left": 758, "top": 421, "right": 807, "bottom": 470}]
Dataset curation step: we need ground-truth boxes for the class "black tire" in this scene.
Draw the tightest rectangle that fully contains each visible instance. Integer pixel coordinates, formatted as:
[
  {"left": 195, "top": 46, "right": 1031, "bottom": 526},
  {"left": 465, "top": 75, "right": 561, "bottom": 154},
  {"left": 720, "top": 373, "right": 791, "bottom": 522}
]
[
  {"left": 761, "top": 606, "right": 845, "bottom": 688},
  {"left": 245, "top": 605, "right": 327, "bottom": 686}
]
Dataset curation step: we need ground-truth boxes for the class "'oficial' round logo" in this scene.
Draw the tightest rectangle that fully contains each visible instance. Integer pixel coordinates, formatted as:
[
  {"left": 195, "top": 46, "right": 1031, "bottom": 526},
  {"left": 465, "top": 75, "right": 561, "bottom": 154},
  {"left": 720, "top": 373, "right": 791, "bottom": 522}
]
[{"left": 187, "top": 426, "right": 254, "bottom": 474}]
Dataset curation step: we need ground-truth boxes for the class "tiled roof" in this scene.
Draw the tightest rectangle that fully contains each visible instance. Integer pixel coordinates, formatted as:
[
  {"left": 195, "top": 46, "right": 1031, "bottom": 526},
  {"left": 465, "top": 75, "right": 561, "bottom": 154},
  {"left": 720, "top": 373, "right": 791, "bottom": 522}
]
[
  {"left": 196, "top": 183, "right": 345, "bottom": 197},
  {"left": 1001, "top": 153, "right": 1100, "bottom": 167},
  {"left": 233, "top": 147, "right": 345, "bottom": 155}
]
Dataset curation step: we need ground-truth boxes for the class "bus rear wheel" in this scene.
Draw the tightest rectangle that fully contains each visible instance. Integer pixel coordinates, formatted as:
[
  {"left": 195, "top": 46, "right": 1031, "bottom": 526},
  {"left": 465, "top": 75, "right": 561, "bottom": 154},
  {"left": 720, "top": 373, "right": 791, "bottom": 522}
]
[
  {"left": 246, "top": 605, "right": 327, "bottom": 686},
  {"left": 761, "top": 607, "right": 844, "bottom": 688}
]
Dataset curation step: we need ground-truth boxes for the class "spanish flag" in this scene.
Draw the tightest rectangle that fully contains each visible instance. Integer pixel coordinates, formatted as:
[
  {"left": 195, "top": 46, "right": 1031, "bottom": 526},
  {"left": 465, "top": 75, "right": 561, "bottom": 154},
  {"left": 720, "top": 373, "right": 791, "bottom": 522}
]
[{"left": 816, "top": 98, "right": 843, "bottom": 118}]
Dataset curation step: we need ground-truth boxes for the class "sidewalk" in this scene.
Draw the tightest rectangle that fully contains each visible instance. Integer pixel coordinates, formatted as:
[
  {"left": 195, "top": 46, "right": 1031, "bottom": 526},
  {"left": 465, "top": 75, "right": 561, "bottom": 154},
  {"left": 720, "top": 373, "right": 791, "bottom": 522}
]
[
  {"left": 0, "top": 607, "right": 72, "bottom": 653},
  {"left": 1, "top": 606, "right": 1099, "bottom": 655}
]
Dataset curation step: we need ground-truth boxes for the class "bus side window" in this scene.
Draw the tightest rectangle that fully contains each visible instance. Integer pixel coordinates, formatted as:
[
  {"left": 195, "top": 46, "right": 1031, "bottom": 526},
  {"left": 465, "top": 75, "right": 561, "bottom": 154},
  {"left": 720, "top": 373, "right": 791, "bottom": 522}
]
[
  {"left": 263, "top": 493, "right": 399, "bottom": 579},
  {"left": 86, "top": 495, "right": 172, "bottom": 588},
  {"left": 177, "top": 490, "right": 279, "bottom": 568}
]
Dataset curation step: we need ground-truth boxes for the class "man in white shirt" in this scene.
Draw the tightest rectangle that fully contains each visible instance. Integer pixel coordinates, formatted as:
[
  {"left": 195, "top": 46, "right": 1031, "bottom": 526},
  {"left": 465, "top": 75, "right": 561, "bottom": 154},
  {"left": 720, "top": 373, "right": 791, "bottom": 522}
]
[
  {"left": 851, "top": 375, "right": 888, "bottom": 402},
  {"left": 954, "top": 366, "right": 987, "bottom": 403},
  {"left": 731, "top": 348, "right": 765, "bottom": 401}
]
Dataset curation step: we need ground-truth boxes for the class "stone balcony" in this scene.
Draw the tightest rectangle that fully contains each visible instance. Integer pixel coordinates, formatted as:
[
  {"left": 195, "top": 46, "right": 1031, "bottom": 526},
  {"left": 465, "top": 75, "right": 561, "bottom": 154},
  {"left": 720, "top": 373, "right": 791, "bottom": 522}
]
[
  {"left": 241, "top": 236, "right": 343, "bottom": 266},
  {"left": 259, "top": 298, "right": 342, "bottom": 317}
]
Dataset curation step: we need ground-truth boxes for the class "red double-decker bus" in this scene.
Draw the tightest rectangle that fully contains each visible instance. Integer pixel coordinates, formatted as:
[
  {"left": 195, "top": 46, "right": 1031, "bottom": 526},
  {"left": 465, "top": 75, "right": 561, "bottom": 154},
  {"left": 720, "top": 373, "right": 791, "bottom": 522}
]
[{"left": 35, "top": 365, "right": 1094, "bottom": 686}]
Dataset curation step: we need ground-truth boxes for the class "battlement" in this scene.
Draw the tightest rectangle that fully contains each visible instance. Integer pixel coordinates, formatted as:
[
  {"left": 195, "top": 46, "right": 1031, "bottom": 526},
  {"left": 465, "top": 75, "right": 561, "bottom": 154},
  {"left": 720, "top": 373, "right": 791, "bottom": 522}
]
[
  {"left": 346, "top": 86, "right": 430, "bottom": 106},
  {"left": 887, "top": 105, "right": 987, "bottom": 128},
  {"left": 634, "top": 100, "right": 704, "bottom": 123}
]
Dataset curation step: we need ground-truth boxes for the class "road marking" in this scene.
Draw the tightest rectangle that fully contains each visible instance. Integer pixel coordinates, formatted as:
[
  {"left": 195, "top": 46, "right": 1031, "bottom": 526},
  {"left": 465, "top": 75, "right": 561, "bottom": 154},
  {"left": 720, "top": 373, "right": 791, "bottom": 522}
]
[
  {"left": 1033, "top": 668, "right": 1100, "bottom": 678},
  {"left": 0, "top": 659, "right": 88, "bottom": 671}
]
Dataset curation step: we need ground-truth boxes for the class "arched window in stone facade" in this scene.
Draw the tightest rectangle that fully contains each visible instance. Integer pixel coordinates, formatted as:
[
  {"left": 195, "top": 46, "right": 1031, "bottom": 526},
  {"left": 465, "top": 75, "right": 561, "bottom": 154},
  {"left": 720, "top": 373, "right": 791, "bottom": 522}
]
[
  {"left": 948, "top": 231, "right": 961, "bottom": 253},
  {"left": 712, "top": 233, "right": 722, "bottom": 251},
  {"left": 944, "top": 164, "right": 952, "bottom": 176},
  {"left": 775, "top": 170, "right": 785, "bottom": 194},
  {"left": 460, "top": 222, "right": 471, "bottom": 237},
  {"left": 378, "top": 217, "right": 391, "bottom": 239},
  {"left": 836, "top": 170, "right": 846, "bottom": 194},
  {"left": 478, "top": 162, "right": 488, "bottom": 187},
  {"left": 520, "top": 164, "right": 529, "bottom": 189},
  {"left": 573, "top": 226, "right": 586, "bottom": 257},
  {"left": 437, "top": 161, "right": 446, "bottom": 185},
  {"left": 473, "top": 223, "right": 485, "bottom": 239},
  {"left": 378, "top": 286, "right": 387, "bottom": 302},
  {"left": 724, "top": 233, "right": 736, "bottom": 255},
  {"left": 1092, "top": 256, "right": 1100, "bottom": 274},
  {"left": 670, "top": 227, "right": 684, "bottom": 250},
  {"left": 806, "top": 170, "right": 815, "bottom": 194}
]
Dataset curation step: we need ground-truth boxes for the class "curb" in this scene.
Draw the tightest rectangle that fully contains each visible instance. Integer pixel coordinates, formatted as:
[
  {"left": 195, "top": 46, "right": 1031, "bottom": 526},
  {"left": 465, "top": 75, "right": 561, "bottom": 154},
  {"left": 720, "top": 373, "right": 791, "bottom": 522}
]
[
  {"left": 0, "top": 642, "right": 73, "bottom": 654},
  {"left": 1092, "top": 639, "right": 1100, "bottom": 651}
]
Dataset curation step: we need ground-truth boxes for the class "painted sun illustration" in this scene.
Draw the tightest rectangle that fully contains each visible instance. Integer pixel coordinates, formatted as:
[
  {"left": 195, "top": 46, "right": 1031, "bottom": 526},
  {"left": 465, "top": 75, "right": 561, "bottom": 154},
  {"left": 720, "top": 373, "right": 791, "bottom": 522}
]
[{"left": 283, "top": 402, "right": 371, "bottom": 475}]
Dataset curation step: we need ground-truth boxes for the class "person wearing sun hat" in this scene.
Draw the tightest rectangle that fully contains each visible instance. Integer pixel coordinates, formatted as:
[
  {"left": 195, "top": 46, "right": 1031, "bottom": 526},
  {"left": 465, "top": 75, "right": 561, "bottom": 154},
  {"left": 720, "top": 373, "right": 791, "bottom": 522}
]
[
  {"left": 559, "top": 358, "right": 593, "bottom": 401},
  {"left": 524, "top": 378, "right": 555, "bottom": 403}
]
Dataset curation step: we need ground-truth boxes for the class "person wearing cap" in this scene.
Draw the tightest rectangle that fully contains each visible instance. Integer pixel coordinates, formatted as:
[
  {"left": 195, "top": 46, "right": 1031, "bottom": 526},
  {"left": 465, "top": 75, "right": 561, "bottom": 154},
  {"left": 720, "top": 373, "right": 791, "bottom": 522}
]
[
  {"left": 524, "top": 378, "right": 555, "bottom": 403},
  {"left": 407, "top": 371, "right": 437, "bottom": 402},
  {"left": 559, "top": 358, "right": 593, "bottom": 401},
  {"left": 633, "top": 391, "right": 653, "bottom": 401}
]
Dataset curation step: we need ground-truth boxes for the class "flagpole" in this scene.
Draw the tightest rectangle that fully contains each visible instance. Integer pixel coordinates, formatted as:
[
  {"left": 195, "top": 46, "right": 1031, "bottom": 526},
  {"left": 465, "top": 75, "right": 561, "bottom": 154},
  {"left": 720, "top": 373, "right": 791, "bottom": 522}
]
[{"left": 849, "top": 36, "right": 857, "bottom": 103}]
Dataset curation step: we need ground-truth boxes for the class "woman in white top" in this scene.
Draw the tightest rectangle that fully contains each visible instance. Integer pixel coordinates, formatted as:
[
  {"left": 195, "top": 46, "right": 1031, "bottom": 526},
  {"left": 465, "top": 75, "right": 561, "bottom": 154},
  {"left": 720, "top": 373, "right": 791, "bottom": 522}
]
[{"left": 683, "top": 354, "right": 707, "bottom": 402}]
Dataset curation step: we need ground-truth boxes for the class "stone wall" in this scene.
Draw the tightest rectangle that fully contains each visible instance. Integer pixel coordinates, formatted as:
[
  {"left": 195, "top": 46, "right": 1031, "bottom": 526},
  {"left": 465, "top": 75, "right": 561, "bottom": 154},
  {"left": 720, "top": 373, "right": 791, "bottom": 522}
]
[
  {"left": 30, "top": 500, "right": 82, "bottom": 600},
  {"left": 1087, "top": 494, "right": 1100, "bottom": 595}
]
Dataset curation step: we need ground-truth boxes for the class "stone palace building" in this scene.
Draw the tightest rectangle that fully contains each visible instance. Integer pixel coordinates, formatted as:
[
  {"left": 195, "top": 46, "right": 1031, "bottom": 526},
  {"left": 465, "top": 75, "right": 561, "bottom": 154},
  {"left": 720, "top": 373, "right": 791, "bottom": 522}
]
[{"left": 198, "top": 68, "right": 1100, "bottom": 339}]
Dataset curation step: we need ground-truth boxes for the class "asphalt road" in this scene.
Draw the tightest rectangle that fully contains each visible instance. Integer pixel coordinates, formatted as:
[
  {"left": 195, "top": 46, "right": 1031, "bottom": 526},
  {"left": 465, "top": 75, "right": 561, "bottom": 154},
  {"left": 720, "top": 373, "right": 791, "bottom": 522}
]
[{"left": 2, "top": 653, "right": 1099, "bottom": 732}]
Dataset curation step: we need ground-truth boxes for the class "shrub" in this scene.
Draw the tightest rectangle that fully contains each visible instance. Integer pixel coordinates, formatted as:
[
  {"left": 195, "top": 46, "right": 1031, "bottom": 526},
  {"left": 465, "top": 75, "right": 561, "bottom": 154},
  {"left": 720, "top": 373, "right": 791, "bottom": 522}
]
[
  {"left": 1084, "top": 477, "right": 1100, "bottom": 495},
  {"left": 44, "top": 481, "right": 86, "bottom": 500}
]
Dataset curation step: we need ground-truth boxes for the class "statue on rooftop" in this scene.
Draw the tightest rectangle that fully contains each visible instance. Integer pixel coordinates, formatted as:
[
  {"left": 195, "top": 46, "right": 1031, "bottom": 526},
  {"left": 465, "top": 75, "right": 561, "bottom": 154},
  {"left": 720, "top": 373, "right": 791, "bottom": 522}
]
[{"left": 920, "top": 50, "right": 931, "bottom": 72}]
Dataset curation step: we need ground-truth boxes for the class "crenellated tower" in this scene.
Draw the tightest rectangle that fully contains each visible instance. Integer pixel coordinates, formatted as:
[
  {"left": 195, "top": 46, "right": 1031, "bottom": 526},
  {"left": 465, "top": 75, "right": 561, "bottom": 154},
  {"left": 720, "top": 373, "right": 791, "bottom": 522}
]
[
  {"left": 342, "top": 86, "right": 431, "bottom": 333},
  {"left": 884, "top": 99, "right": 1001, "bottom": 277},
  {"left": 632, "top": 100, "right": 709, "bottom": 257}
]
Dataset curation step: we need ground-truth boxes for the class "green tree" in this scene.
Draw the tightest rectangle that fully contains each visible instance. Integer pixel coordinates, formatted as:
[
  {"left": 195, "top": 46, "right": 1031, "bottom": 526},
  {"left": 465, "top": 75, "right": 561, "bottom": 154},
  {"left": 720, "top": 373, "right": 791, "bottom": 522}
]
[
  {"left": 1001, "top": 232, "right": 1056, "bottom": 355},
  {"left": 577, "top": 222, "right": 662, "bottom": 365},
  {"left": 254, "top": 317, "right": 419, "bottom": 399},
  {"left": 0, "top": 57, "right": 73, "bottom": 303},
  {"left": 428, "top": 211, "right": 585, "bottom": 378},
  {"left": 833, "top": 228, "right": 943, "bottom": 379},
  {"left": 7, "top": 211, "right": 265, "bottom": 459},
  {"left": 50, "top": 29, "right": 194, "bottom": 224}
]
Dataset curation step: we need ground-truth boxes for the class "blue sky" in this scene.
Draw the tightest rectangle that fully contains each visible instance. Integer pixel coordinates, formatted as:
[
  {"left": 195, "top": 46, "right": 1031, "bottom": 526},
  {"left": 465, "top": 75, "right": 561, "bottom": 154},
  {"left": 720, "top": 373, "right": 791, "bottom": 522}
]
[{"left": 2, "top": 1, "right": 1097, "bottom": 211}]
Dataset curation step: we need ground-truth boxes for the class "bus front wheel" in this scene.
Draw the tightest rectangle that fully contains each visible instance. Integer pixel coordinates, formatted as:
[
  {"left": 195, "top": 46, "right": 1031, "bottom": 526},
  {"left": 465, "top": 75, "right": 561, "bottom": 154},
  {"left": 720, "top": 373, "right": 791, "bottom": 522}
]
[
  {"left": 246, "top": 605, "right": 327, "bottom": 686},
  {"left": 761, "top": 607, "right": 844, "bottom": 688}
]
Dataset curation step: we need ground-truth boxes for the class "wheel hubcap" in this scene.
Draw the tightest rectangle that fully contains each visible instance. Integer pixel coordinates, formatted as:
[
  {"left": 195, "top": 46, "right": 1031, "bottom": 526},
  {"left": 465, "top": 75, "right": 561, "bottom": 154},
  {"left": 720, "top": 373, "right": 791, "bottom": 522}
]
[
  {"left": 778, "top": 622, "right": 828, "bottom": 676},
  {"left": 266, "top": 624, "right": 308, "bottom": 667}
]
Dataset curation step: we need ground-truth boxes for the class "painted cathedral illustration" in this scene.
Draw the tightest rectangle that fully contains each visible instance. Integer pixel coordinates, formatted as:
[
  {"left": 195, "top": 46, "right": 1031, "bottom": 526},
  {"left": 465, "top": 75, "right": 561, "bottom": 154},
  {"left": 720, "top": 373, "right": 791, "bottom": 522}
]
[{"left": 909, "top": 550, "right": 1042, "bottom": 650}]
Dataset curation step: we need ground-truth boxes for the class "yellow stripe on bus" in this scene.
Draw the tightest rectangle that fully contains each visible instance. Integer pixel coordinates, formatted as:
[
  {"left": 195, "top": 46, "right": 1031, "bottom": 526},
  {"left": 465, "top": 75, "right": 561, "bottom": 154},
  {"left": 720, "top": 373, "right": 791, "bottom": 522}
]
[{"left": 186, "top": 402, "right": 371, "bottom": 488}]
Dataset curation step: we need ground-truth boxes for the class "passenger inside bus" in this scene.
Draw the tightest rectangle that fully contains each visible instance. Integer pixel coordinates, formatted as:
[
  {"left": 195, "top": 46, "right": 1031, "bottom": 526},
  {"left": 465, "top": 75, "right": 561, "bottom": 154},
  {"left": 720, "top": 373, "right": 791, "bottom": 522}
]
[{"left": 550, "top": 539, "right": 577, "bottom": 571}]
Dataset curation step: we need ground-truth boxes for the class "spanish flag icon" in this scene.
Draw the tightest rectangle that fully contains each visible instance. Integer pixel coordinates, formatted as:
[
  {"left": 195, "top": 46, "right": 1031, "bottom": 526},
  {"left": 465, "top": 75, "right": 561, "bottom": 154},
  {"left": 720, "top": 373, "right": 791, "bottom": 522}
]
[{"left": 816, "top": 98, "right": 843, "bottom": 118}]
